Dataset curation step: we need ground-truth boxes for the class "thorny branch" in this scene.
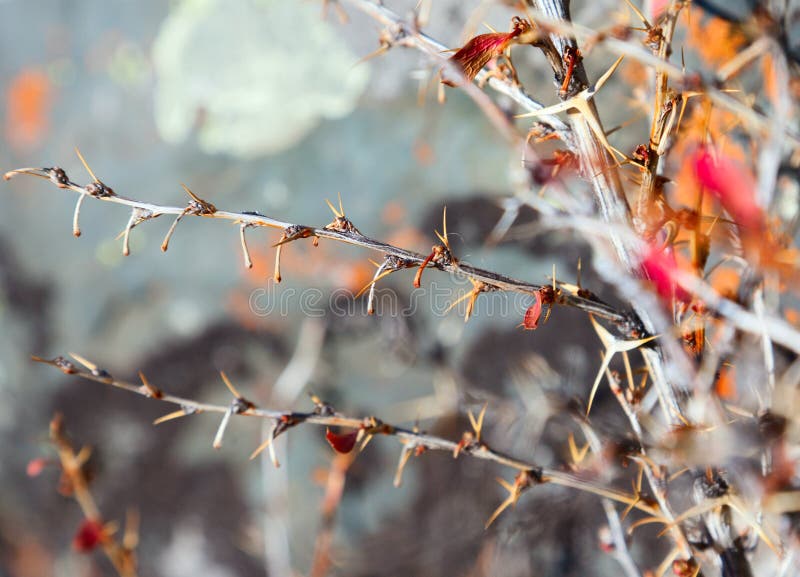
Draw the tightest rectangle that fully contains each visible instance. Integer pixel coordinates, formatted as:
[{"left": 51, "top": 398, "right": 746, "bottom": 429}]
[
  {"left": 525, "top": 5, "right": 800, "bottom": 147},
  {"left": 2, "top": 164, "right": 633, "bottom": 326},
  {"left": 526, "top": 4, "right": 761, "bottom": 567},
  {"left": 34, "top": 354, "right": 662, "bottom": 520},
  {"left": 342, "top": 1, "right": 797, "bottom": 573},
  {"left": 523, "top": 4, "right": 691, "bottom": 487},
  {"left": 341, "top": 0, "right": 573, "bottom": 144},
  {"left": 9, "top": 0, "right": 800, "bottom": 574},
  {"left": 634, "top": 0, "right": 685, "bottom": 236}
]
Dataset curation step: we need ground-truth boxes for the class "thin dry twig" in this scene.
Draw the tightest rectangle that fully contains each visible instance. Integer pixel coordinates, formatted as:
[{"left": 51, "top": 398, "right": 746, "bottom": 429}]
[
  {"left": 634, "top": 0, "right": 685, "bottom": 235},
  {"left": 342, "top": 0, "right": 573, "bottom": 143},
  {"left": 3, "top": 164, "right": 632, "bottom": 326},
  {"left": 262, "top": 318, "right": 327, "bottom": 577},
  {"left": 34, "top": 355, "right": 660, "bottom": 519},
  {"left": 49, "top": 414, "right": 139, "bottom": 577}
]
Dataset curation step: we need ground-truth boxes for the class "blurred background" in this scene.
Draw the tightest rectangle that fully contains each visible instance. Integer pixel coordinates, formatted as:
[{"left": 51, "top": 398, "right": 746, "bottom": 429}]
[{"left": 0, "top": 1, "right": 772, "bottom": 576}]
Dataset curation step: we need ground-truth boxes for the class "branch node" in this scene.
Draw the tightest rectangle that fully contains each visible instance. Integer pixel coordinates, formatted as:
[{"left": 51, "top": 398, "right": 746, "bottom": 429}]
[
  {"left": 324, "top": 193, "right": 362, "bottom": 235},
  {"left": 137, "top": 371, "right": 163, "bottom": 399},
  {"left": 32, "top": 354, "right": 78, "bottom": 374},
  {"left": 68, "top": 353, "right": 112, "bottom": 380}
]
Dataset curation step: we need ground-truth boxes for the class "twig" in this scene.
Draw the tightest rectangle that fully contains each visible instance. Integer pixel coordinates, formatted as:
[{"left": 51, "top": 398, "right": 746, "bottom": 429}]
[
  {"left": 520, "top": 2, "right": 705, "bottom": 569},
  {"left": 49, "top": 414, "right": 138, "bottom": 577},
  {"left": 309, "top": 453, "right": 355, "bottom": 577},
  {"left": 527, "top": 7, "right": 800, "bottom": 147},
  {"left": 603, "top": 365, "right": 693, "bottom": 559},
  {"left": 529, "top": 0, "right": 689, "bottom": 432},
  {"left": 675, "top": 269, "right": 800, "bottom": 355},
  {"left": 635, "top": 0, "right": 685, "bottom": 235},
  {"left": 573, "top": 418, "right": 641, "bottom": 577},
  {"left": 262, "top": 319, "right": 327, "bottom": 577},
  {"left": 3, "top": 166, "right": 631, "bottom": 325},
  {"left": 342, "top": 0, "right": 573, "bottom": 144},
  {"left": 34, "top": 355, "right": 660, "bottom": 518},
  {"left": 343, "top": 0, "right": 564, "bottom": 177}
]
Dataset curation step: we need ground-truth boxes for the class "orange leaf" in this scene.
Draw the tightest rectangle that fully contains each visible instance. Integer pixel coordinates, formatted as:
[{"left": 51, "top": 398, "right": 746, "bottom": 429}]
[{"left": 685, "top": 15, "right": 746, "bottom": 67}]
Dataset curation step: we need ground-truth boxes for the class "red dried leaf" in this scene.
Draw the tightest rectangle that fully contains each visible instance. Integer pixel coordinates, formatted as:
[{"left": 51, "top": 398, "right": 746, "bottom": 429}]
[
  {"left": 72, "top": 519, "right": 104, "bottom": 552},
  {"left": 641, "top": 245, "right": 691, "bottom": 304},
  {"left": 441, "top": 19, "right": 528, "bottom": 86},
  {"left": 26, "top": 458, "right": 47, "bottom": 477},
  {"left": 325, "top": 428, "right": 358, "bottom": 454},
  {"left": 442, "top": 33, "right": 514, "bottom": 86},
  {"left": 692, "top": 148, "right": 762, "bottom": 229},
  {"left": 521, "top": 291, "right": 543, "bottom": 330}
]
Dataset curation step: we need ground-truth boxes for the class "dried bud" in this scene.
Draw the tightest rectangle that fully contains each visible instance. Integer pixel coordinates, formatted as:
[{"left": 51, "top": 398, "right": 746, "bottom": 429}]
[
  {"left": 560, "top": 46, "right": 582, "bottom": 94},
  {"left": 632, "top": 144, "right": 650, "bottom": 165},
  {"left": 645, "top": 26, "right": 664, "bottom": 49},
  {"left": 758, "top": 410, "right": 787, "bottom": 444},
  {"left": 695, "top": 469, "right": 729, "bottom": 498},
  {"left": 53, "top": 356, "right": 78, "bottom": 374}
]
